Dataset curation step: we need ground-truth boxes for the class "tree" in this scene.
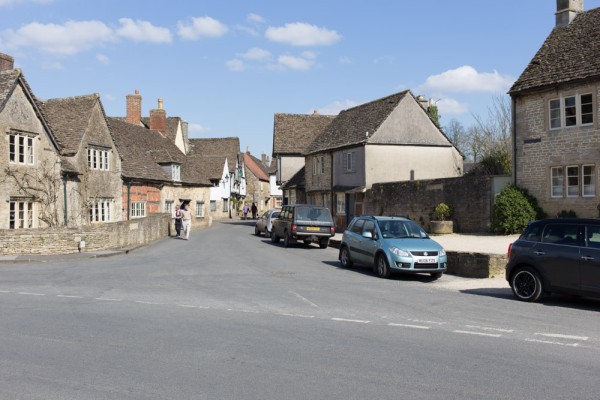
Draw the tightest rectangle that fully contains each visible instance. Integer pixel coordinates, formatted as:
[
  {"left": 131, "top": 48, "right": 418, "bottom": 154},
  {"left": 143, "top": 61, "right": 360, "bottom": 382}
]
[
  {"left": 470, "top": 95, "right": 512, "bottom": 163},
  {"left": 444, "top": 119, "right": 471, "bottom": 159}
]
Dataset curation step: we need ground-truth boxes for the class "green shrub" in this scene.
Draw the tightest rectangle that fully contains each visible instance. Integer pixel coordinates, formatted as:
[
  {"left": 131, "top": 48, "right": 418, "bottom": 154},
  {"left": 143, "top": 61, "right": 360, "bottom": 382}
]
[
  {"left": 433, "top": 203, "right": 452, "bottom": 221},
  {"left": 557, "top": 209, "right": 577, "bottom": 218},
  {"left": 492, "top": 185, "right": 536, "bottom": 234},
  {"left": 514, "top": 186, "right": 547, "bottom": 220}
]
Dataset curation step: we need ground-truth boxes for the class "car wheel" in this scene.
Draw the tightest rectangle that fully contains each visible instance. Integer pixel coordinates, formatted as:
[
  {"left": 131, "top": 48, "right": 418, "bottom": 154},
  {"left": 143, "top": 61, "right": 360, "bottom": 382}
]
[
  {"left": 266, "top": 229, "right": 272, "bottom": 238},
  {"left": 319, "top": 238, "right": 329, "bottom": 249},
  {"left": 376, "top": 254, "right": 391, "bottom": 279},
  {"left": 511, "top": 266, "right": 544, "bottom": 302},
  {"left": 284, "top": 231, "right": 291, "bottom": 248},
  {"left": 254, "top": 226, "right": 260, "bottom": 236},
  {"left": 271, "top": 231, "right": 280, "bottom": 244},
  {"left": 430, "top": 271, "right": 443, "bottom": 279},
  {"left": 303, "top": 239, "right": 312, "bottom": 246},
  {"left": 340, "top": 246, "right": 353, "bottom": 268}
]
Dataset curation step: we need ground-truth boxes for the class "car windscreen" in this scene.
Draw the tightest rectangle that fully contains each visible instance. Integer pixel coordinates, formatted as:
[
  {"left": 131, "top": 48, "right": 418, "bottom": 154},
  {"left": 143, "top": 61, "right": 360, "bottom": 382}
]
[
  {"left": 295, "top": 207, "right": 332, "bottom": 222},
  {"left": 377, "top": 220, "right": 428, "bottom": 239}
]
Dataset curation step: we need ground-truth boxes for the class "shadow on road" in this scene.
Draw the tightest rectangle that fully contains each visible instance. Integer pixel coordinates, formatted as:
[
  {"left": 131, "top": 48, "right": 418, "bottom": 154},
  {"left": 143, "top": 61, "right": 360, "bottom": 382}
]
[
  {"left": 461, "top": 288, "right": 600, "bottom": 311},
  {"left": 320, "top": 260, "right": 441, "bottom": 283},
  {"left": 219, "top": 220, "right": 257, "bottom": 227}
]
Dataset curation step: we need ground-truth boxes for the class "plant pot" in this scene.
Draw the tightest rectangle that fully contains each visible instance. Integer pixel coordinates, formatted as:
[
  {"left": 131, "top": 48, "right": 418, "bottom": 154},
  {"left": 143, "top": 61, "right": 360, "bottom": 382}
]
[{"left": 429, "top": 220, "right": 453, "bottom": 234}]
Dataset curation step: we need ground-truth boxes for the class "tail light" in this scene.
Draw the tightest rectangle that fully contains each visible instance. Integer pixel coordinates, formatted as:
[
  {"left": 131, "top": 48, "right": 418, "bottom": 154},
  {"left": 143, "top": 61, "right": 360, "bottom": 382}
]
[
  {"left": 292, "top": 225, "right": 297, "bottom": 233},
  {"left": 330, "top": 227, "right": 335, "bottom": 235},
  {"left": 507, "top": 243, "right": 513, "bottom": 257}
]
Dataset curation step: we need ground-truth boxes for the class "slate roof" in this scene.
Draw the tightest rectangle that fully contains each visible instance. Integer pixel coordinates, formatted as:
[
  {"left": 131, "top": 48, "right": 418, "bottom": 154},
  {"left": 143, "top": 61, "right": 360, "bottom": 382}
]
[
  {"left": 141, "top": 116, "right": 183, "bottom": 142},
  {"left": 0, "top": 69, "right": 20, "bottom": 111},
  {"left": 40, "top": 94, "right": 101, "bottom": 156},
  {"left": 183, "top": 156, "right": 225, "bottom": 181},
  {"left": 244, "top": 152, "right": 269, "bottom": 181},
  {"left": 510, "top": 7, "right": 600, "bottom": 94},
  {"left": 188, "top": 137, "right": 240, "bottom": 174},
  {"left": 273, "top": 113, "right": 335, "bottom": 155},
  {"left": 282, "top": 166, "right": 305, "bottom": 190}
]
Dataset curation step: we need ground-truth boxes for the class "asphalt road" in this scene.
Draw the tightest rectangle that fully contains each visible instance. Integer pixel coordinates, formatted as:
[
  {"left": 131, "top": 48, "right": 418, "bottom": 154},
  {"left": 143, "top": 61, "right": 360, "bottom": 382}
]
[{"left": 1, "top": 220, "right": 600, "bottom": 399}]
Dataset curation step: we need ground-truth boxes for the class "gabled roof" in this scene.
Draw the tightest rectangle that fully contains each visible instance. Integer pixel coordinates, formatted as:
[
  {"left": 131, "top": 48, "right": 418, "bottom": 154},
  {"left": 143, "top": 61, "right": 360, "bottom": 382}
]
[
  {"left": 183, "top": 156, "right": 225, "bottom": 181},
  {"left": 40, "top": 94, "right": 103, "bottom": 156},
  {"left": 141, "top": 116, "right": 183, "bottom": 142},
  {"left": 510, "top": 7, "right": 600, "bottom": 95},
  {"left": 273, "top": 113, "right": 335, "bottom": 155},
  {"left": 282, "top": 166, "right": 305, "bottom": 190},
  {"left": 0, "top": 69, "right": 20, "bottom": 111},
  {"left": 188, "top": 137, "right": 240, "bottom": 174},
  {"left": 244, "top": 152, "right": 269, "bottom": 181}
]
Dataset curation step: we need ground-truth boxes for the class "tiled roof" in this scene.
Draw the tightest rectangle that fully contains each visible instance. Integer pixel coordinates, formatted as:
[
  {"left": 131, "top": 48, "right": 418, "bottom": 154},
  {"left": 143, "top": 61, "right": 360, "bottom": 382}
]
[
  {"left": 140, "top": 116, "right": 182, "bottom": 142},
  {"left": 244, "top": 152, "right": 269, "bottom": 181},
  {"left": 40, "top": 94, "right": 101, "bottom": 156},
  {"left": 305, "top": 91, "right": 410, "bottom": 154},
  {"left": 183, "top": 156, "right": 224, "bottom": 181},
  {"left": 273, "top": 113, "right": 335, "bottom": 155},
  {"left": 282, "top": 166, "right": 305, "bottom": 189},
  {"left": 0, "top": 69, "right": 20, "bottom": 111},
  {"left": 510, "top": 8, "right": 600, "bottom": 94},
  {"left": 188, "top": 137, "right": 240, "bottom": 173}
]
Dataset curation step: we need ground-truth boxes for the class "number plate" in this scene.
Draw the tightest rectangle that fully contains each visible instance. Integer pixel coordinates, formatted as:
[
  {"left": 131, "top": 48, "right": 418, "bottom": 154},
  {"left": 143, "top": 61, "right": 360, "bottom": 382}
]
[
  {"left": 416, "top": 257, "right": 437, "bottom": 264},
  {"left": 306, "top": 227, "right": 320, "bottom": 232}
]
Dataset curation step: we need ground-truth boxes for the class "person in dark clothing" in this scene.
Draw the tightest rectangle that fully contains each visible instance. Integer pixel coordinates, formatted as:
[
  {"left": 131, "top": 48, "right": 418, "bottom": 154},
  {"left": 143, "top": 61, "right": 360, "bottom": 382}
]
[
  {"left": 173, "top": 204, "right": 183, "bottom": 237},
  {"left": 251, "top": 203, "right": 258, "bottom": 219}
]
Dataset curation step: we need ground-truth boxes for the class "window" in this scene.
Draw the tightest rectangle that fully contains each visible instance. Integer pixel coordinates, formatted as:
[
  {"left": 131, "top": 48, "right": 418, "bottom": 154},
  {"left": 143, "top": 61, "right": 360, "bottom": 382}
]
[
  {"left": 9, "top": 200, "right": 33, "bottom": 229},
  {"left": 89, "top": 199, "right": 112, "bottom": 222},
  {"left": 336, "top": 193, "right": 346, "bottom": 214},
  {"left": 222, "top": 198, "right": 228, "bottom": 212},
  {"left": 586, "top": 225, "right": 600, "bottom": 249},
  {"left": 196, "top": 201, "right": 204, "bottom": 218},
  {"left": 583, "top": 165, "right": 596, "bottom": 197},
  {"left": 551, "top": 167, "right": 564, "bottom": 198},
  {"left": 566, "top": 166, "right": 579, "bottom": 197},
  {"left": 363, "top": 220, "right": 376, "bottom": 237},
  {"left": 350, "top": 218, "right": 365, "bottom": 234},
  {"left": 130, "top": 202, "right": 146, "bottom": 218},
  {"left": 312, "top": 156, "right": 325, "bottom": 176},
  {"left": 542, "top": 224, "right": 580, "bottom": 246},
  {"left": 88, "top": 147, "right": 110, "bottom": 170},
  {"left": 9, "top": 132, "right": 35, "bottom": 165},
  {"left": 165, "top": 200, "right": 174, "bottom": 213},
  {"left": 274, "top": 197, "right": 283, "bottom": 208},
  {"left": 172, "top": 164, "right": 181, "bottom": 181},
  {"left": 210, "top": 200, "right": 216, "bottom": 211},
  {"left": 549, "top": 93, "right": 594, "bottom": 129},
  {"left": 343, "top": 151, "right": 355, "bottom": 173}
]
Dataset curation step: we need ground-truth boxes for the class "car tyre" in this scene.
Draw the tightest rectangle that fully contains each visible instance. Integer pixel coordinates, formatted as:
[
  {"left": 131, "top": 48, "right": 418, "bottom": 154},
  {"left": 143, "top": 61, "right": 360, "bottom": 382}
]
[
  {"left": 266, "top": 229, "right": 272, "bottom": 239},
  {"left": 284, "top": 231, "right": 291, "bottom": 248},
  {"left": 430, "top": 271, "right": 443, "bottom": 279},
  {"left": 254, "top": 226, "right": 260, "bottom": 236},
  {"left": 340, "top": 246, "right": 353, "bottom": 268},
  {"left": 271, "top": 231, "right": 280, "bottom": 244},
  {"left": 511, "top": 266, "right": 544, "bottom": 302},
  {"left": 376, "top": 254, "right": 391, "bottom": 279},
  {"left": 319, "top": 238, "right": 329, "bottom": 249}
]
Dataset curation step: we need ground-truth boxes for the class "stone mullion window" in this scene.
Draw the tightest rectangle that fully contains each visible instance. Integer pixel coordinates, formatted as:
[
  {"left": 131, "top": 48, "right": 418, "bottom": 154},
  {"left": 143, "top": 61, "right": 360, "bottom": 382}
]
[
  {"left": 549, "top": 93, "right": 594, "bottom": 130},
  {"left": 8, "top": 132, "right": 35, "bottom": 165},
  {"left": 130, "top": 201, "right": 146, "bottom": 218},
  {"left": 582, "top": 165, "right": 596, "bottom": 197},
  {"left": 566, "top": 165, "right": 579, "bottom": 197},
  {"left": 551, "top": 167, "right": 564, "bottom": 198},
  {"left": 196, "top": 201, "right": 204, "bottom": 217},
  {"left": 88, "top": 147, "right": 110, "bottom": 171},
  {"left": 9, "top": 199, "right": 34, "bottom": 229},
  {"left": 90, "top": 199, "right": 113, "bottom": 222}
]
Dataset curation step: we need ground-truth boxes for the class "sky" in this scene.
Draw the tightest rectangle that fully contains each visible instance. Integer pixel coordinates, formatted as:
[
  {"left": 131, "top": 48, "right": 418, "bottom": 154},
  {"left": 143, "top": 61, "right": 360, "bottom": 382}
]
[{"left": 2, "top": 0, "right": 600, "bottom": 158}]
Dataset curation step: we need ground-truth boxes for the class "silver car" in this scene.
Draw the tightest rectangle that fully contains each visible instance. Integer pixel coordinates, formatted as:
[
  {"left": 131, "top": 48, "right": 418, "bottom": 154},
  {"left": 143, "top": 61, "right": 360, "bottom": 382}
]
[{"left": 255, "top": 209, "right": 280, "bottom": 237}]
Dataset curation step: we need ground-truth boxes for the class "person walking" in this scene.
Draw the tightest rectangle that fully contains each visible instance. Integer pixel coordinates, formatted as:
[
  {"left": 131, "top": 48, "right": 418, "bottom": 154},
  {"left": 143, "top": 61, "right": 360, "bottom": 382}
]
[
  {"left": 180, "top": 203, "right": 192, "bottom": 240},
  {"left": 242, "top": 204, "right": 250, "bottom": 220},
  {"left": 251, "top": 203, "right": 258, "bottom": 219},
  {"left": 173, "top": 204, "right": 183, "bottom": 237}
]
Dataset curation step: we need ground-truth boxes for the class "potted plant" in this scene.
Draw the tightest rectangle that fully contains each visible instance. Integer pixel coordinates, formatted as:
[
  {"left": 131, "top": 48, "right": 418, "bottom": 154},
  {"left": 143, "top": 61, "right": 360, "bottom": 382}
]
[{"left": 429, "top": 203, "right": 453, "bottom": 234}]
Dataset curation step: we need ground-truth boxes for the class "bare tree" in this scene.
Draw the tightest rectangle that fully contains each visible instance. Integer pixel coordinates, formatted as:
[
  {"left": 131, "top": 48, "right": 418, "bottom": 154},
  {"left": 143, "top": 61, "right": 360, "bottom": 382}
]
[
  {"left": 444, "top": 119, "right": 471, "bottom": 159},
  {"left": 470, "top": 95, "right": 512, "bottom": 161}
]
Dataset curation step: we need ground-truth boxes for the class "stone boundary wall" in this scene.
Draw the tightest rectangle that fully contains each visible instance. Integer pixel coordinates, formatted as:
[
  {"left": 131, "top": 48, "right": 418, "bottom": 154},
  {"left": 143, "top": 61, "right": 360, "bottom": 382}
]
[
  {"left": 365, "top": 176, "right": 499, "bottom": 233},
  {"left": 0, "top": 213, "right": 171, "bottom": 255},
  {"left": 447, "top": 252, "right": 507, "bottom": 278}
]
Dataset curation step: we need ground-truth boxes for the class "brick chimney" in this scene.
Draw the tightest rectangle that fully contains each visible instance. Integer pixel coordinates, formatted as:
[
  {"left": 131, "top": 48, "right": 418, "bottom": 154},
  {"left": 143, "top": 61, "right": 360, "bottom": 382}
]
[
  {"left": 556, "top": 0, "right": 584, "bottom": 27},
  {"left": 149, "top": 98, "right": 167, "bottom": 135},
  {"left": 0, "top": 53, "right": 14, "bottom": 72},
  {"left": 126, "top": 90, "right": 142, "bottom": 124},
  {"left": 261, "top": 153, "right": 270, "bottom": 166}
]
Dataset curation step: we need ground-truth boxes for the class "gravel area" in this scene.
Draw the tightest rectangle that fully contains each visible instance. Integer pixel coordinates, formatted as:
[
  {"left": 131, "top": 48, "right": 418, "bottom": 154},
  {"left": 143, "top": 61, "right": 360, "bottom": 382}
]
[{"left": 428, "top": 233, "right": 519, "bottom": 255}]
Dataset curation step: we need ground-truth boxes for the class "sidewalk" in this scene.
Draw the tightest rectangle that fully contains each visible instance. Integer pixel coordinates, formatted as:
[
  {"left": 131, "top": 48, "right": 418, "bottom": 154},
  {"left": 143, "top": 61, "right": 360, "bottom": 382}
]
[{"left": 0, "top": 248, "right": 132, "bottom": 264}]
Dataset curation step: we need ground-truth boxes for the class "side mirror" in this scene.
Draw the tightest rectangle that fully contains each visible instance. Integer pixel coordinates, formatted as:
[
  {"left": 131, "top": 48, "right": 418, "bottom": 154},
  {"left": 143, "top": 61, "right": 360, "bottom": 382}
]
[{"left": 362, "top": 231, "right": 373, "bottom": 239}]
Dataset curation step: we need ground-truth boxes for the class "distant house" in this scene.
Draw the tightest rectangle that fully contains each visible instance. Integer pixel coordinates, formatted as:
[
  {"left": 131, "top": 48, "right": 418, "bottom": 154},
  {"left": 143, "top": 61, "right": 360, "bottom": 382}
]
[
  {"left": 243, "top": 151, "right": 271, "bottom": 214},
  {"left": 281, "top": 167, "right": 306, "bottom": 205},
  {"left": 509, "top": 0, "right": 600, "bottom": 218},
  {"left": 304, "top": 91, "right": 463, "bottom": 229},
  {"left": 272, "top": 112, "right": 335, "bottom": 205},
  {"left": 40, "top": 94, "right": 123, "bottom": 226}
]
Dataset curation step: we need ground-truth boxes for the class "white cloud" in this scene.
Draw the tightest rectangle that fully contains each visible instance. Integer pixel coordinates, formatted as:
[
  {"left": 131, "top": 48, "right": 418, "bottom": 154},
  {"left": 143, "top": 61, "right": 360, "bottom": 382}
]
[
  {"left": 247, "top": 13, "right": 265, "bottom": 24},
  {"left": 96, "top": 53, "right": 109, "bottom": 64},
  {"left": 301, "top": 51, "right": 317, "bottom": 59},
  {"left": 265, "top": 22, "right": 341, "bottom": 46},
  {"left": 436, "top": 98, "right": 469, "bottom": 115},
  {"left": 226, "top": 59, "right": 245, "bottom": 72},
  {"left": 316, "top": 100, "right": 358, "bottom": 115},
  {"left": 177, "top": 16, "right": 228, "bottom": 40},
  {"left": 1, "top": 20, "right": 115, "bottom": 55},
  {"left": 240, "top": 47, "right": 271, "bottom": 61},
  {"left": 277, "top": 55, "right": 314, "bottom": 71},
  {"left": 189, "top": 123, "right": 211, "bottom": 135},
  {"left": 421, "top": 65, "right": 515, "bottom": 93},
  {"left": 116, "top": 18, "right": 172, "bottom": 44},
  {"left": 0, "top": 0, "right": 52, "bottom": 6}
]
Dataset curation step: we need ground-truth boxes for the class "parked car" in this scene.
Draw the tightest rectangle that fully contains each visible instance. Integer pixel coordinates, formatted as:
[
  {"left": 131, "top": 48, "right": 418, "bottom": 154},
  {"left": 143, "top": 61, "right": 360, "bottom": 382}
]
[
  {"left": 255, "top": 209, "right": 280, "bottom": 237},
  {"left": 339, "top": 216, "right": 447, "bottom": 279},
  {"left": 506, "top": 218, "right": 600, "bottom": 302},
  {"left": 271, "top": 204, "right": 335, "bottom": 248}
]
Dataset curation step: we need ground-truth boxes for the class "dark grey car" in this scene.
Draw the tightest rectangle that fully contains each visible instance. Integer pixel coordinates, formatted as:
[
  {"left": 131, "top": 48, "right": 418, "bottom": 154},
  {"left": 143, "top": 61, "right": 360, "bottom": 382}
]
[
  {"left": 506, "top": 218, "right": 600, "bottom": 302},
  {"left": 271, "top": 204, "right": 335, "bottom": 248}
]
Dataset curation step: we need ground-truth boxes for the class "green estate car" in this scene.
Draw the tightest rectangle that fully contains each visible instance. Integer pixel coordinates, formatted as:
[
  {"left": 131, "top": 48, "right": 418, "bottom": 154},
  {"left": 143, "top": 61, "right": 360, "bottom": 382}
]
[{"left": 339, "top": 216, "right": 447, "bottom": 279}]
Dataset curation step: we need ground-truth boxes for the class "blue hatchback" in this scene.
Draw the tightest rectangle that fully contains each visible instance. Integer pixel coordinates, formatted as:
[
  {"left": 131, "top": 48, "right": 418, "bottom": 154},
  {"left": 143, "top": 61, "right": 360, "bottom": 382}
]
[{"left": 339, "top": 216, "right": 447, "bottom": 279}]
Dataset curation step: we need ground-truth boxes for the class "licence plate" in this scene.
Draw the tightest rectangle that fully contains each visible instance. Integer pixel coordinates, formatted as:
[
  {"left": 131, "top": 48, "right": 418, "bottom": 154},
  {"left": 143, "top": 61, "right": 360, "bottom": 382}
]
[
  {"left": 416, "top": 257, "right": 437, "bottom": 264},
  {"left": 306, "top": 227, "right": 320, "bottom": 231}
]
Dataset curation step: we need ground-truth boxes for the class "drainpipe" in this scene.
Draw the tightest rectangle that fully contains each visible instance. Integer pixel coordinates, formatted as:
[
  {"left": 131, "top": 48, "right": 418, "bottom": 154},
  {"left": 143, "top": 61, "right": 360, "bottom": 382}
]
[
  {"left": 62, "top": 174, "right": 68, "bottom": 225},
  {"left": 127, "top": 181, "right": 131, "bottom": 221},
  {"left": 330, "top": 152, "right": 335, "bottom": 231},
  {"left": 511, "top": 96, "right": 517, "bottom": 186}
]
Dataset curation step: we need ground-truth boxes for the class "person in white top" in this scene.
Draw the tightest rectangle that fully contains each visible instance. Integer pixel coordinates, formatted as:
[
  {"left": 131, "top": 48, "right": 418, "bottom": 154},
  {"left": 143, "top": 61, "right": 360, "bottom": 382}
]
[{"left": 180, "top": 203, "right": 193, "bottom": 240}]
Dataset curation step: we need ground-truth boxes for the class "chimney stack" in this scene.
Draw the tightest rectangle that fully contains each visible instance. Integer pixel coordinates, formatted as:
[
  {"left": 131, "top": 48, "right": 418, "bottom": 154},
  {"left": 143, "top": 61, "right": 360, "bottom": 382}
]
[
  {"left": 556, "top": 0, "right": 584, "bottom": 27},
  {"left": 0, "top": 53, "right": 14, "bottom": 72},
  {"left": 149, "top": 98, "right": 167, "bottom": 135},
  {"left": 261, "top": 153, "right": 270, "bottom": 166},
  {"left": 126, "top": 89, "right": 142, "bottom": 124}
]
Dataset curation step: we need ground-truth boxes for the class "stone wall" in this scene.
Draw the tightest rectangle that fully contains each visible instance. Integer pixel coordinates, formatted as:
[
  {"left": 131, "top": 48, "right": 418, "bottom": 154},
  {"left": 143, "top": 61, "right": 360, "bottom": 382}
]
[
  {"left": 0, "top": 213, "right": 171, "bottom": 255},
  {"left": 365, "top": 175, "right": 504, "bottom": 233}
]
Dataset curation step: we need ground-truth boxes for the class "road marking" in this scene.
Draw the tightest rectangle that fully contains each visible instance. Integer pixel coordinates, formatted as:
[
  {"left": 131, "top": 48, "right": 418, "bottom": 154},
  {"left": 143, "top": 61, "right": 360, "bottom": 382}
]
[
  {"left": 0, "top": 290, "right": 11, "bottom": 293},
  {"left": 453, "top": 330, "right": 502, "bottom": 338},
  {"left": 135, "top": 301, "right": 164, "bottom": 305},
  {"left": 534, "top": 333, "right": 589, "bottom": 341},
  {"left": 526, "top": 338, "right": 579, "bottom": 347},
  {"left": 177, "top": 304, "right": 198, "bottom": 308},
  {"left": 17, "top": 292, "right": 45, "bottom": 296},
  {"left": 56, "top": 295, "right": 83, "bottom": 298},
  {"left": 408, "top": 319, "right": 445, "bottom": 325},
  {"left": 95, "top": 297, "right": 122, "bottom": 302},
  {"left": 388, "top": 323, "right": 430, "bottom": 330},
  {"left": 331, "top": 318, "right": 370, "bottom": 324},
  {"left": 466, "top": 325, "right": 514, "bottom": 333},
  {"left": 276, "top": 313, "right": 315, "bottom": 319},
  {"left": 289, "top": 291, "right": 320, "bottom": 308}
]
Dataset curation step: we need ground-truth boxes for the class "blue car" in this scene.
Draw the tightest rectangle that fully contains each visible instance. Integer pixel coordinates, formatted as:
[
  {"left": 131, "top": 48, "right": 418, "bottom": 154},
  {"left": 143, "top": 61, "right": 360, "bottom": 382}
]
[{"left": 339, "top": 216, "right": 447, "bottom": 279}]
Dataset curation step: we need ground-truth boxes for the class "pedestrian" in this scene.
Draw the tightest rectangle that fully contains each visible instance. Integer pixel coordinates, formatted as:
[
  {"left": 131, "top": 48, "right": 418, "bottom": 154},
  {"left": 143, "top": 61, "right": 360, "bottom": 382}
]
[
  {"left": 251, "top": 203, "right": 258, "bottom": 219},
  {"left": 180, "top": 203, "right": 192, "bottom": 240},
  {"left": 242, "top": 204, "right": 250, "bottom": 220},
  {"left": 173, "top": 204, "right": 182, "bottom": 237}
]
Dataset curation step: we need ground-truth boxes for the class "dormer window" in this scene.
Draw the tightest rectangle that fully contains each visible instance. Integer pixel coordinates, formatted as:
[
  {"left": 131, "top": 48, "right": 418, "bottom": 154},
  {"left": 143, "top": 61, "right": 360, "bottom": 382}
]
[
  {"left": 172, "top": 164, "right": 181, "bottom": 181},
  {"left": 88, "top": 147, "right": 110, "bottom": 170},
  {"left": 9, "top": 131, "right": 35, "bottom": 165}
]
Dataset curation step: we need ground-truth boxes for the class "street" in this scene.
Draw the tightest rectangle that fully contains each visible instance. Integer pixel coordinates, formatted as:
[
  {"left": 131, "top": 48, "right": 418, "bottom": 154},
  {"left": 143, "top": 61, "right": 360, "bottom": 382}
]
[{"left": 1, "top": 221, "right": 600, "bottom": 399}]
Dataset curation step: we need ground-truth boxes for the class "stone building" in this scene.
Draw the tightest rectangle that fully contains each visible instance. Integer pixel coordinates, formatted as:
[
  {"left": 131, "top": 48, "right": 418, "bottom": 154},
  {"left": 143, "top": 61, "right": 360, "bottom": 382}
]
[
  {"left": 243, "top": 151, "right": 271, "bottom": 214},
  {"left": 510, "top": 0, "right": 600, "bottom": 217}
]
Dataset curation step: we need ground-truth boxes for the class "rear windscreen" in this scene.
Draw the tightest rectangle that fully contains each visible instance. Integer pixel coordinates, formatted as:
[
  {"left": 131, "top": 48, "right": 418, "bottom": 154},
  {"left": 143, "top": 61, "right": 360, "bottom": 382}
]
[{"left": 295, "top": 207, "right": 332, "bottom": 222}]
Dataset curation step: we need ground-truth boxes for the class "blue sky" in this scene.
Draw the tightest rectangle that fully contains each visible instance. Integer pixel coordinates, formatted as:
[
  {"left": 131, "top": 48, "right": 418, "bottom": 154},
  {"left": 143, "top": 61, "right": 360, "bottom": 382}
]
[{"left": 2, "top": 0, "right": 600, "bottom": 157}]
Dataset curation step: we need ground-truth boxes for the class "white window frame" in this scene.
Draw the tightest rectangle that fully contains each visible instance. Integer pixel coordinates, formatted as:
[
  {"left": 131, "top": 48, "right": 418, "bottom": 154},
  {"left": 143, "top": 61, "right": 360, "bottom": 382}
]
[
  {"left": 336, "top": 193, "right": 346, "bottom": 214},
  {"left": 583, "top": 165, "right": 596, "bottom": 197},
  {"left": 130, "top": 201, "right": 146, "bottom": 218},
  {"left": 551, "top": 167, "right": 564, "bottom": 198},
  {"left": 88, "top": 147, "right": 110, "bottom": 171},
  {"left": 89, "top": 199, "right": 112, "bottom": 222},
  {"left": 222, "top": 198, "right": 229, "bottom": 213},
  {"left": 165, "top": 200, "right": 174, "bottom": 213},
  {"left": 549, "top": 93, "right": 594, "bottom": 130},
  {"left": 210, "top": 200, "right": 216, "bottom": 212},
  {"left": 9, "top": 200, "right": 34, "bottom": 229},
  {"left": 343, "top": 151, "right": 355, "bottom": 173},
  {"left": 9, "top": 132, "right": 35, "bottom": 165},
  {"left": 566, "top": 165, "right": 579, "bottom": 198},
  {"left": 172, "top": 164, "right": 181, "bottom": 182},
  {"left": 196, "top": 201, "right": 204, "bottom": 217}
]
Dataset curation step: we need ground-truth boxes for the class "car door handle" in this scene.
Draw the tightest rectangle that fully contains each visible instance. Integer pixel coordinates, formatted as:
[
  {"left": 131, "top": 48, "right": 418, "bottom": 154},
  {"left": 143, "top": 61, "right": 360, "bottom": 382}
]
[
  {"left": 581, "top": 256, "right": 595, "bottom": 261},
  {"left": 534, "top": 251, "right": 546, "bottom": 256}
]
